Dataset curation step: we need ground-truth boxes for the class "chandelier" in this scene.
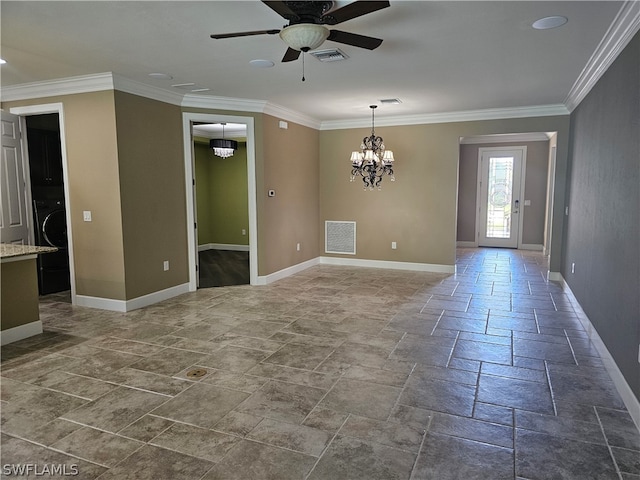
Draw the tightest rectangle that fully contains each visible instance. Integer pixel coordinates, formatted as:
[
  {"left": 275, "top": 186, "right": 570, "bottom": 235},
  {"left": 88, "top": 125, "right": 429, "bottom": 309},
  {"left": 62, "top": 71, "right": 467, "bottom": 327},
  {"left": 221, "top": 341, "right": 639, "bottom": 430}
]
[
  {"left": 209, "top": 123, "right": 238, "bottom": 159},
  {"left": 349, "top": 105, "right": 395, "bottom": 190}
]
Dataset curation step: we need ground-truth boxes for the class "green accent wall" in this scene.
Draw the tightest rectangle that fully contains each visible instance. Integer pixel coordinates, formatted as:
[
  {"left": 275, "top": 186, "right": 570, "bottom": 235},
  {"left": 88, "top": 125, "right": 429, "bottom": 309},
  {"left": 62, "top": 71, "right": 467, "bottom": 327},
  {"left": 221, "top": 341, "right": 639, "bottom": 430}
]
[{"left": 194, "top": 138, "right": 249, "bottom": 246}]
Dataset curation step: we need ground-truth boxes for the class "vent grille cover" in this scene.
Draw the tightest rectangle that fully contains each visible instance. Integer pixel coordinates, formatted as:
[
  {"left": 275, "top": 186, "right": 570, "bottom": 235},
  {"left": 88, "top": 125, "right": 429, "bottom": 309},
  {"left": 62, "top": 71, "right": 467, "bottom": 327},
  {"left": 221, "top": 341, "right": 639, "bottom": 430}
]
[
  {"left": 310, "top": 49, "right": 349, "bottom": 62},
  {"left": 325, "top": 221, "right": 356, "bottom": 255}
]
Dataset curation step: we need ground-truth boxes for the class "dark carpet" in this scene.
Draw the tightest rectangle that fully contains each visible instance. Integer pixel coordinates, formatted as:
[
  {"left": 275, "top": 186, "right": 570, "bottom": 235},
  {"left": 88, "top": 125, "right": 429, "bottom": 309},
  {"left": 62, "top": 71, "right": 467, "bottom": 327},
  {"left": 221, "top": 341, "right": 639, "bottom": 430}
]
[{"left": 198, "top": 249, "right": 250, "bottom": 288}]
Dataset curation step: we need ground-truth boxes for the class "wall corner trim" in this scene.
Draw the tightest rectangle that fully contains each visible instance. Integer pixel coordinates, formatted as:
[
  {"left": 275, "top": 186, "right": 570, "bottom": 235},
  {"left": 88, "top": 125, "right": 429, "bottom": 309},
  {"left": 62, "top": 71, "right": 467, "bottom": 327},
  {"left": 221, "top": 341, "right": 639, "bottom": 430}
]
[
  {"left": 559, "top": 275, "right": 640, "bottom": 430},
  {"left": 75, "top": 283, "right": 190, "bottom": 313},
  {"left": 564, "top": 0, "right": 640, "bottom": 112},
  {"left": 0, "top": 321, "right": 43, "bottom": 346}
]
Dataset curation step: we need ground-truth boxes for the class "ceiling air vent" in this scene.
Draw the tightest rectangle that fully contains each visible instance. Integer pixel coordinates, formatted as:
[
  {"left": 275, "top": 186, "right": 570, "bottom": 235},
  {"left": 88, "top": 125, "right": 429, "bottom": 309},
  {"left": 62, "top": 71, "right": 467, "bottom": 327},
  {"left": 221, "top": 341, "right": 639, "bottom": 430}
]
[{"left": 310, "top": 49, "right": 349, "bottom": 62}]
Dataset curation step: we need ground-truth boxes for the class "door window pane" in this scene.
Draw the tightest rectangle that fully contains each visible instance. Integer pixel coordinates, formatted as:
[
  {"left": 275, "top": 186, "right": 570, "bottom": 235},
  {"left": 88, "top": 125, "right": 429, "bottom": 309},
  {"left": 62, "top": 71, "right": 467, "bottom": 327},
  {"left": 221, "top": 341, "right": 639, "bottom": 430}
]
[{"left": 486, "top": 157, "right": 513, "bottom": 238}]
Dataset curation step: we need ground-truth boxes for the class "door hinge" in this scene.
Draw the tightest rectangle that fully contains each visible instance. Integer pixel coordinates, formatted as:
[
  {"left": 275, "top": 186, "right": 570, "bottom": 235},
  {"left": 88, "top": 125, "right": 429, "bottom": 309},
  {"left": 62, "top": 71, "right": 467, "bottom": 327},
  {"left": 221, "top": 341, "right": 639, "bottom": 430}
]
[
  {"left": 192, "top": 178, "right": 195, "bottom": 186},
  {"left": 194, "top": 222, "right": 197, "bottom": 229}
]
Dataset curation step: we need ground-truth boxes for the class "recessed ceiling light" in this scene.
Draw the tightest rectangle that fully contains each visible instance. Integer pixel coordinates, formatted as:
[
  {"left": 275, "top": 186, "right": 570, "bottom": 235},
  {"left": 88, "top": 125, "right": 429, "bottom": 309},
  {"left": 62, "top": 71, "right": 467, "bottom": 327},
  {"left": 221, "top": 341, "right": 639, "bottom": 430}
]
[
  {"left": 249, "top": 59, "right": 275, "bottom": 68},
  {"left": 532, "top": 16, "right": 568, "bottom": 30},
  {"left": 148, "top": 72, "right": 173, "bottom": 80}
]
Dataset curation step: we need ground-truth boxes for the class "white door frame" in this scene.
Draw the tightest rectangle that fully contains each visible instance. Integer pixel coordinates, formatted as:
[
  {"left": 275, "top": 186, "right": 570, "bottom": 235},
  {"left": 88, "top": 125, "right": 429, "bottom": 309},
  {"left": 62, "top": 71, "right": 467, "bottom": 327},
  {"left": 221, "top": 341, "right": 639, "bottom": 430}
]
[
  {"left": 475, "top": 146, "right": 527, "bottom": 249},
  {"left": 543, "top": 144, "right": 557, "bottom": 255},
  {"left": 9, "top": 103, "right": 77, "bottom": 304},
  {"left": 182, "top": 112, "right": 257, "bottom": 291}
]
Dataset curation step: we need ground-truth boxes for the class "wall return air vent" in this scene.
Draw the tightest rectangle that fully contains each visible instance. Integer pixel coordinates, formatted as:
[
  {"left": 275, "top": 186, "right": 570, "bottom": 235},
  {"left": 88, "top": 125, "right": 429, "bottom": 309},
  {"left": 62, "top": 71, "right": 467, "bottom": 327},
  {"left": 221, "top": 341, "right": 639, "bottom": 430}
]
[
  {"left": 310, "top": 49, "right": 349, "bottom": 62},
  {"left": 325, "top": 221, "right": 356, "bottom": 255}
]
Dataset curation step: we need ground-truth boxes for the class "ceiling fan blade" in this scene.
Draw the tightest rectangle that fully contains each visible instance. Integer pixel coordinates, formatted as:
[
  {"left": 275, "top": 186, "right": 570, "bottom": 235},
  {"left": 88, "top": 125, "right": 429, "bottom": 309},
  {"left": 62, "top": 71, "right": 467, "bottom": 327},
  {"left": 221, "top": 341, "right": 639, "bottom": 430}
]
[
  {"left": 327, "top": 30, "right": 383, "bottom": 50},
  {"left": 262, "top": 1, "right": 299, "bottom": 21},
  {"left": 322, "top": 1, "right": 390, "bottom": 25},
  {"left": 210, "top": 29, "right": 280, "bottom": 39},
  {"left": 282, "top": 47, "right": 301, "bottom": 62}
]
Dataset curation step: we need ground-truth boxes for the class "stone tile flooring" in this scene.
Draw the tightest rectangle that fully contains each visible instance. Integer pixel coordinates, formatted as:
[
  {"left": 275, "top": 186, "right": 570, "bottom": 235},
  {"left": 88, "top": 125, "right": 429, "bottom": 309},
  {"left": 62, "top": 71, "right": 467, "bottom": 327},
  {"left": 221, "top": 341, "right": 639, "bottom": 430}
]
[{"left": 1, "top": 248, "right": 639, "bottom": 479}]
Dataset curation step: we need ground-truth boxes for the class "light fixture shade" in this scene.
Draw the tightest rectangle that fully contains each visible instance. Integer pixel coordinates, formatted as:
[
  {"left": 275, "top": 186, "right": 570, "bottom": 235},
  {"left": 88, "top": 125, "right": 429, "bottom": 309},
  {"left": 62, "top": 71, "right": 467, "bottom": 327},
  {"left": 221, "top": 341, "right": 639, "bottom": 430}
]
[
  {"left": 364, "top": 150, "right": 377, "bottom": 164},
  {"left": 279, "top": 24, "right": 330, "bottom": 51},
  {"left": 210, "top": 138, "right": 238, "bottom": 159},
  {"left": 350, "top": 151, "right": 363, "bottom": 164},
  {"left": 382, "top": 150, "right": 395, "bottom": 162}
]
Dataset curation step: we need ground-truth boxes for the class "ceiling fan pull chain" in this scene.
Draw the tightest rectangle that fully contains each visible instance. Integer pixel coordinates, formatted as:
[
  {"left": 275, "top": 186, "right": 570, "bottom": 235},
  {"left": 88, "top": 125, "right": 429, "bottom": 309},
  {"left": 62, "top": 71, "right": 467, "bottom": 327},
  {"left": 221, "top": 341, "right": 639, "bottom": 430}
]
[{"left": 302, "top": 52, "right": 306, "bottom": 82}]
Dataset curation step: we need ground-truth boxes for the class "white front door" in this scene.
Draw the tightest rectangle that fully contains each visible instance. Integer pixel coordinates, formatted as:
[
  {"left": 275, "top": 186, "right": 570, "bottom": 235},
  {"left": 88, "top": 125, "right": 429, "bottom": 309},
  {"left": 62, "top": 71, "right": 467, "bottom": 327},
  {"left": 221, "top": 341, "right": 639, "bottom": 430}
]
[
  {"left": 477, "top": 147, "right": 525, "bottom": 248},
  {"left": 1, "top": 111, "right": 30, "bottom": 245}
]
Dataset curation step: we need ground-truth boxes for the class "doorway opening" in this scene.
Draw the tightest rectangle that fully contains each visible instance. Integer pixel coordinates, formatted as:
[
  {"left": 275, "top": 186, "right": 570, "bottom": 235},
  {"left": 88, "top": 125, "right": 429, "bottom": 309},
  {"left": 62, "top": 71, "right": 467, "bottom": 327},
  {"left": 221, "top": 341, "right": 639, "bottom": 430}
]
[
  {"left": 9, "top": 103, "right": 76, "bottom": 303},
  {"left": 192, "top": 123, "right": 250, "bottom": 287},
  {"left": 182, "top": 112, "right": 258, "bottom": 292},
  {"left": 456, "top": 133, "right": 557, "bottom": 254},
  {"left": 26, "top": 113, "right": 71, "bottom": 295}
]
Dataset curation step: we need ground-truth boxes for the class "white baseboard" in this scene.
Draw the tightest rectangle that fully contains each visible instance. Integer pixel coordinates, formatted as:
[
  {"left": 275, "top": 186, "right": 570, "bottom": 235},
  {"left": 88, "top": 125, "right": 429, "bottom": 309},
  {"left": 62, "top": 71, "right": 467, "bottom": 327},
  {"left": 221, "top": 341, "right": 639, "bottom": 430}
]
[
  {"left": 320, "top": 256, "right": 455, "bottom": 274},
  {"left": 256, "top": 257, "right": 320, "bottom": 285},
  {"left": 520, "top": 243, "right": 544, "bottom": 251},
  {"left": 198, "top": 243, "right": 249, "bottom": 252},
  {"left": 75, "top": 283, "right": 190, "bottom": 313},
  {"left": 560, "top": 275, "right": 640, "bottom": 430},
  {"left": 456, "top": 241, "right": 477, "bottom": 248},
  {"left": 547, "top": 271, "right": 562, "bottom": 282},
  {"left": 1, "top": 321, "right": 43, "bottom": 346}
]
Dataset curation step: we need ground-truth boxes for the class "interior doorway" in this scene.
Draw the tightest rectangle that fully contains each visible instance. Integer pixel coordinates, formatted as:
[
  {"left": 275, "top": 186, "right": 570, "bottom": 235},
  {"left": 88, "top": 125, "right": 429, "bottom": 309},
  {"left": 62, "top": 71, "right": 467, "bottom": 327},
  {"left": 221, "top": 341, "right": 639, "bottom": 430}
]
[
  {"left": 8, "top": 103, "right": 77, "bottom": 303},
  {"left": 456, "top": 133, "right": 557, "bottom": 254},
  {"left": 182, "top": 112, "right": 258, "bottom": 292},
  {"left": 192, "top": 123, "right": 250, "bottom": 288}
]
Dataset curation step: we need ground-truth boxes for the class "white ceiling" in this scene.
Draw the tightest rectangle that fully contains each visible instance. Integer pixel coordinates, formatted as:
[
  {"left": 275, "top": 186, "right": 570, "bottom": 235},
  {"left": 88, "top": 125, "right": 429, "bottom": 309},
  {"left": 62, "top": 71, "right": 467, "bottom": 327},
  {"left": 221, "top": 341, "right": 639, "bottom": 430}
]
[{"left": 0, "top": 1, "right": 632, "bottom": 123}]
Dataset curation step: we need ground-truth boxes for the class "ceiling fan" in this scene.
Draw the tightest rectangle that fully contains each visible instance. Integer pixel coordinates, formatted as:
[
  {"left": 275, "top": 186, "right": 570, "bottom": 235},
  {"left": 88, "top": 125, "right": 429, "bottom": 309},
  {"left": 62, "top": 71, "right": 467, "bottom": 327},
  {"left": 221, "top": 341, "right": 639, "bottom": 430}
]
[{"left": 210, "top": 1, "right": 390, "bottom": 63}]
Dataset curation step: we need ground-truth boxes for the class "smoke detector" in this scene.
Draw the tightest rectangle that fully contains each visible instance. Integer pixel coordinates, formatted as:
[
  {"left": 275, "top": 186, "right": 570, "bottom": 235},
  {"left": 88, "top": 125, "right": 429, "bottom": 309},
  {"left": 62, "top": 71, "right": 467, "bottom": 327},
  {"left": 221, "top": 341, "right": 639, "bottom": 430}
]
[{"left": 309, "top": 48, "right": 349, "bottom": 62}]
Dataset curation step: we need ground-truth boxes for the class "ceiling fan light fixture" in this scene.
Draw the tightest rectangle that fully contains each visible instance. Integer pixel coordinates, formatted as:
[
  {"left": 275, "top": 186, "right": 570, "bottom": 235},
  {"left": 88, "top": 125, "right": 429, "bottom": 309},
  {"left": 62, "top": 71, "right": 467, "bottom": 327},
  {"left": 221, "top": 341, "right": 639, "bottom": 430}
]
[{"left": 279, "top": 24, "right": 330, "bottom": 51}]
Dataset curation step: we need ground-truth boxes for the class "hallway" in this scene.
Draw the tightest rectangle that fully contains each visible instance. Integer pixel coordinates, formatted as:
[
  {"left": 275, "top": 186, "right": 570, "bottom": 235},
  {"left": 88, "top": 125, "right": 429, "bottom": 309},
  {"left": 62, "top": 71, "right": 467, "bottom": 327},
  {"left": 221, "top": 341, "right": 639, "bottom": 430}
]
[{"left": 1, "top": 248, "right": 638, "bottom": 479}]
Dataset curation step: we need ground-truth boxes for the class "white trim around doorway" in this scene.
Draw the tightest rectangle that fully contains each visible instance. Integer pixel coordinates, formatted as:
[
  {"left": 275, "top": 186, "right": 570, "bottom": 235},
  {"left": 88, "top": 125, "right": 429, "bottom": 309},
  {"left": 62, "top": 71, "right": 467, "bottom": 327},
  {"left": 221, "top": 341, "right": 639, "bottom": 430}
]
[
  {"left": 182, "top": 112, "right": 258, "bottom": 291},
  {"left": 9, "top": 103, "right": 77, "bottom": 305}
]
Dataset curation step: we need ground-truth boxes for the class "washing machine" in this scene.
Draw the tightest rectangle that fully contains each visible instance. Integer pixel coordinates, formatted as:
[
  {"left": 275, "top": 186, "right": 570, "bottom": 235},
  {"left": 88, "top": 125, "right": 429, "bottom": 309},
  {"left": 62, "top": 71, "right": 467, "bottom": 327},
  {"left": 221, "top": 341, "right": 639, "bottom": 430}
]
[{"left": 33, "top": 198, "right": 70, "bottom": 294}]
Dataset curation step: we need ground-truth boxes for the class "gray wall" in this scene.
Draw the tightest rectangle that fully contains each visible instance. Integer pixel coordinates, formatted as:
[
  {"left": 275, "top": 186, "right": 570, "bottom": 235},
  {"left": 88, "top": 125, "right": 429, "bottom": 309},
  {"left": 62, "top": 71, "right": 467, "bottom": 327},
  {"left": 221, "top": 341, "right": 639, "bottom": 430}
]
[
  {"left": 457, "top": 141, "right": 550, "bottom": 246},
  {"left": 563, "top": 31, "right": 639, "bottom": 400}
]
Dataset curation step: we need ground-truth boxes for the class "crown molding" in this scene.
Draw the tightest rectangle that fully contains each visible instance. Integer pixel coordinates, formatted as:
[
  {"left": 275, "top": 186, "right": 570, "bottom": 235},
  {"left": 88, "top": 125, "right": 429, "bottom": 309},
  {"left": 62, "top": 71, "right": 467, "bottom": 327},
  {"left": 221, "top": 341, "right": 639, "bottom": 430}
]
[
  {"left": 320, "top": 104, "right": 569, "bottom": 131},
  {"left": 0, "top": 72, "right": 114, "bottom": 102},
  {"left": 564, "top": 0, "right": 640, "bottom": 112},
  {"left": 181, "top": 93, "right": 267, "bottom": 114},
  {"left": 263, "top": 102, "right": 321, "bottom": 130},
  {"left": 460, "top": 132, "right": 552, "bottom": 145},
  {"left": 113, "top": 74, "right": 183, "bottom": 106}
]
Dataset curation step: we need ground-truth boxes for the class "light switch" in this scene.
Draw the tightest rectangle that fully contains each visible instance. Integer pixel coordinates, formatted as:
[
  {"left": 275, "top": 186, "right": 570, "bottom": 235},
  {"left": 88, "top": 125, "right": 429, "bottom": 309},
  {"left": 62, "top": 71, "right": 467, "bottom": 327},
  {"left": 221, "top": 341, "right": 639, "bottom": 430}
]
[{"left": 83, "top": 211, "right": 92, "bottom": 222}]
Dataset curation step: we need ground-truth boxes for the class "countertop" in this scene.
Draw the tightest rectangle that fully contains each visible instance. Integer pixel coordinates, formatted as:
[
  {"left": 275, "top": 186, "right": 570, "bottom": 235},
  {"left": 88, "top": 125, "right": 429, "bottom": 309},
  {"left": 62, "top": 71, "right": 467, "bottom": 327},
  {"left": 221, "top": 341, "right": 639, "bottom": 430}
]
[{"left": 0, "top": 244, "right": 58, "bottom": 260}]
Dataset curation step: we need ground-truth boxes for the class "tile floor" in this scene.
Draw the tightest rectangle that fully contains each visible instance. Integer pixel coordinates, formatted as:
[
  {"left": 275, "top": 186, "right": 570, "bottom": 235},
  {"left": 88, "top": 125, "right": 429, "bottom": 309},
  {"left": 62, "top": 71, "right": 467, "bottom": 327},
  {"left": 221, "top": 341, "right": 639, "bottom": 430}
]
[{"left": 1, "top": 248, "right": 639, "bottom": 479}]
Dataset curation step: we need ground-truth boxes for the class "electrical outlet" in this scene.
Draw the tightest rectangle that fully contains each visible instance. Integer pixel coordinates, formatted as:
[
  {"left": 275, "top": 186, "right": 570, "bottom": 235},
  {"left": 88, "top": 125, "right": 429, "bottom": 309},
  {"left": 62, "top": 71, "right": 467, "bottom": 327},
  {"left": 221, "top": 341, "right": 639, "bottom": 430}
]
[
  {"left": 242, "top": 229, "right": 246, "bottom": 236},
  {"left": 296, "top": 243, "right": 300, "bottom": 251},
  {"left": 163, "top": 260, "right": 169, "bottom": 271},
  {"left": 83, "top": 211, "right": 92, "bottom": 222},
  {"left": 391, "top": 242, "right": 397, "bottom": 250}
]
